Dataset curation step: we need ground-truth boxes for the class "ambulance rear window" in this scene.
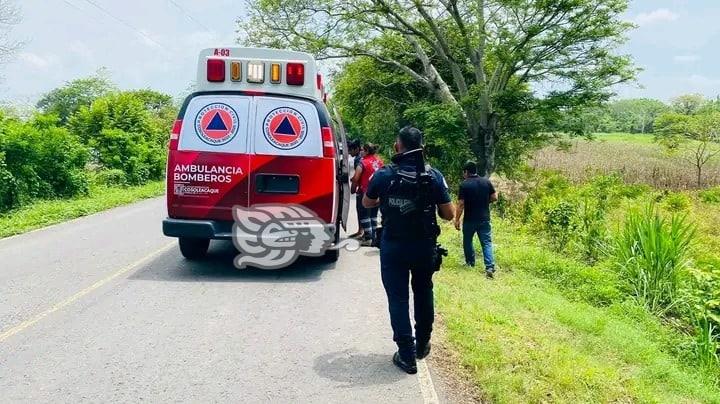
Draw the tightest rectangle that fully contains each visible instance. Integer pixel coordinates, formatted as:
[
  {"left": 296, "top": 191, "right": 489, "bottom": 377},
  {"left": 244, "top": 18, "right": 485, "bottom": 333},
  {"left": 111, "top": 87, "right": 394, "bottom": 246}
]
[{"left": 177, "top": 94, "right": 322, "bottom": 157}]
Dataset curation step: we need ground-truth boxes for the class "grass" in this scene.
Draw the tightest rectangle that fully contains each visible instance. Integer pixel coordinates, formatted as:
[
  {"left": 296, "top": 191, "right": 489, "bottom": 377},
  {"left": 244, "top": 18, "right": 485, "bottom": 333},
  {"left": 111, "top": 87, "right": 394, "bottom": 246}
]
[
  {"left": 435, "top": 221, "right": 720, "bottom": 403},
  {"left": 532, "top": 133, "right": 720, "bottom": 189},
  {"left": 0, "top": 181, "right": 164, "bottom": 239}
]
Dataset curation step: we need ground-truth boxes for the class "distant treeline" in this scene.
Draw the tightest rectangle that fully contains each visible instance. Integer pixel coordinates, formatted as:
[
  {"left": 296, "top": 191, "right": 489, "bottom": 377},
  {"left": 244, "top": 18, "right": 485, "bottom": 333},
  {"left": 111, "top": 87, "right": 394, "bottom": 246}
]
[
  {"left": 571, "top": 94, "right": 720, "bottom": 134},
  {"left": 0, "top": 73, "right": 177, "bottom": 212}
]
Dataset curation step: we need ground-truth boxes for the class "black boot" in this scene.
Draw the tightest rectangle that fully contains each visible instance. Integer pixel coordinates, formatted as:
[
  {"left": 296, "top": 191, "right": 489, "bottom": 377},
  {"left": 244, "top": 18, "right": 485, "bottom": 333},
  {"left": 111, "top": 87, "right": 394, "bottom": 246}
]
[
  {"left": 393, "top": 351, "right": 417, "bottom": 374},
  {"left": 416, "top": 339, "right": 431, "bottom": 359}
]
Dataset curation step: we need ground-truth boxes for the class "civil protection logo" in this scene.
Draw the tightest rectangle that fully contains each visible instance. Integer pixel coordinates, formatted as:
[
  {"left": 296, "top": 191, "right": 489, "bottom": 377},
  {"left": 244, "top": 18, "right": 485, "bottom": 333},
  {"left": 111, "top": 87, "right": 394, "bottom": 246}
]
[
  {"left": 262, "top": 107, "right": 307, "bottom": 150},
  {"left": 232, "top": 204, "right": 359, "bottom": 270},
  {"left": 195, "top": 103, "right": 239, "bottom": 146}
]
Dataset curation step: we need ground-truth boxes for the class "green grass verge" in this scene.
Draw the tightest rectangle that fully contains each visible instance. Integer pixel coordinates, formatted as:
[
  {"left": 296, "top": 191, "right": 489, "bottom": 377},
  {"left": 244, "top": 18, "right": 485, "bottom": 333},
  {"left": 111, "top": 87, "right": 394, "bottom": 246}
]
[
  {"left": 435, "top": 221, "right": 720, "bottom": 403},
  {"left": 0, "top": 181, "right": 165, "bottom": 239}
]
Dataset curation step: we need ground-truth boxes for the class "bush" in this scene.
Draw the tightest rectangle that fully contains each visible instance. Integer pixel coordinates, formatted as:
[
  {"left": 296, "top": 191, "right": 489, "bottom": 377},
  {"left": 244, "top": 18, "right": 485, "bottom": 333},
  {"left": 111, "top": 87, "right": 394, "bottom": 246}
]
[
  {"left": 699, "top": 187, "right": 720, "bottom": 204},
  {"left": 0, "top": 117, "right": 89, "bottom": 206},
  {"left": 664, "top": 192, "right": 691, "bottom": 212},
  {"left": 92, "top": 169, "right": 127, "bottom": 187},
  {"left": 91, "top": 128, "right": 164, "bottom": 185},
  {"left": 0, "top": 152, "right": 19, "bottom": 211},
  {"left": 577, "top": 196, "right": 609, "bottom": 263},
  {"left": 543, "top": 200, "right": 578, "bottom": 251},
  {"left": 615, "top": 205, "right": 695, "bottom": 316},
  {"left": 618, "top": 183, "right": 650, "bottom": 199}
]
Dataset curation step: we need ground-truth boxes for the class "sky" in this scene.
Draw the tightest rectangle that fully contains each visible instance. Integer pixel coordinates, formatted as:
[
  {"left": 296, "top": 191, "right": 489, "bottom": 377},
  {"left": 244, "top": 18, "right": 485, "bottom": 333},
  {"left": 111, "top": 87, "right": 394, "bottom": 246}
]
[{"left": 0, "top": 0, "right": 719, "bottom": 106}]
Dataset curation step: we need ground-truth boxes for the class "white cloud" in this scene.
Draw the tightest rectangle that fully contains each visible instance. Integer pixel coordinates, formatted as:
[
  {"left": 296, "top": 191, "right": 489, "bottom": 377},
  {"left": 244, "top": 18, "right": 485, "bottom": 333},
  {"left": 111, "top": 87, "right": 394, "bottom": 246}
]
[
  {"left": 673, "top": 54, "right": 700, "bottom": 63},
  {"left": 633, "top": 8, "right": 679, "bottom": 26},
  {"left": 18, "top": 52, "right": 50, "bottom": 70}
]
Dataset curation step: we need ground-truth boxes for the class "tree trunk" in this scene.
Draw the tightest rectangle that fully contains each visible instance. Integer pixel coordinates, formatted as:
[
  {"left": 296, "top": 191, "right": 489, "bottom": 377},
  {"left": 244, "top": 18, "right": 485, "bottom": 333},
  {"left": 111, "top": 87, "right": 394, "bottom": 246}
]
[
  {"left": 697, "top": 165, "right": 703, "bottom": 188},
  {"left": 466, "top": 110, "right": 498, "bottom": 177}
]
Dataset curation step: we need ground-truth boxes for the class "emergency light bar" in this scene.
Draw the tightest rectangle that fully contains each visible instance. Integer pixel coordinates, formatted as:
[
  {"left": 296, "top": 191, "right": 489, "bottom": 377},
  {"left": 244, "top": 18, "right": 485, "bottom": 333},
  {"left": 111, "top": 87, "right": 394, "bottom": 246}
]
[
  {"left": 196, "top": 47, "right": 324, "bottom": 101},
  {"left": 206, "top": 59, "right": 225, "bottom": 82},
  {"left": 247, "top": 61, "right": 265, "bottom": 83}
]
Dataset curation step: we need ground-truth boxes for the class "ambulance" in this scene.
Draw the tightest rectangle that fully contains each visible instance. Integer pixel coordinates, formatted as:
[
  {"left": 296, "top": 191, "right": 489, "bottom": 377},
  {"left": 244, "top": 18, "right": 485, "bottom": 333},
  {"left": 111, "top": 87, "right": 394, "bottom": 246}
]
[{"left": 162, "top": 47, "right": 351, "bottom": 262}]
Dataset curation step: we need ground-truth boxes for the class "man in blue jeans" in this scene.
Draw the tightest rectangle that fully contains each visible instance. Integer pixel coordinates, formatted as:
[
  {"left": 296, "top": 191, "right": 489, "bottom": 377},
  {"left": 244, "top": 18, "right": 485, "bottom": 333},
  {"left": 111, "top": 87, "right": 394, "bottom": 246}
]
[{"left": 454, "top": 161, "right": 498, "bottom": 278}]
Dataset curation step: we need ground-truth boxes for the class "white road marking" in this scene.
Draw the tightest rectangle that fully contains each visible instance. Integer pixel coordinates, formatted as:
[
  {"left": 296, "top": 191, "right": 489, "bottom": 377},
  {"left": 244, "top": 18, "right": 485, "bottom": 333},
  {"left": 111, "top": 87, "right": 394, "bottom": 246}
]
[
  {"left": 417, "top": 359, "right": 440, "bottom": 404},
  {"left": 0, "top": 242, "right": 175, "bottom": 343}
]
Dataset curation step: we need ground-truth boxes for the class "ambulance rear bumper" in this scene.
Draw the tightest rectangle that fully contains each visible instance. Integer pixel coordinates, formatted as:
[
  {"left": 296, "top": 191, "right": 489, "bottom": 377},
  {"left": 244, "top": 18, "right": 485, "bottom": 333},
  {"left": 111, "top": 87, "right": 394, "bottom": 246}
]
[
  {"left": 163, "top": 218, "right": 234, "bottom": 240},
  {"left": 163, "top": 218, "right": 338, "bottom": 241}
]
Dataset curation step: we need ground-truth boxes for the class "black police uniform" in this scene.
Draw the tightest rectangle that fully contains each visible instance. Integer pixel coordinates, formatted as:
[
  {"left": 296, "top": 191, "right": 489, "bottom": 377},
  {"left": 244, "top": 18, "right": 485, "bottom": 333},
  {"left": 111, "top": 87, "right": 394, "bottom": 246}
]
[{"left": 365, "top": 150, "right": 451, "bottom": 359}]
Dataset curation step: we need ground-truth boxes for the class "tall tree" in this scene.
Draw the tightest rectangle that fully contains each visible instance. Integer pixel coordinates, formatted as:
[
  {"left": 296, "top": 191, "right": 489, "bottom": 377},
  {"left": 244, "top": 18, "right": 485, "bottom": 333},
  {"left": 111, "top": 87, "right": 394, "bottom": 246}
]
[
  {"left": 655, "top": 111, "right": 720, "bottom": 187},
  {"left": 671, "top": 93, "right": 705, "bottom": 115},
  {"left": 609, "top": 98, "right": 668, "bottom": 133},
  {"left": 36, "top": 71, "right": 115, "bottom": 125},
  {"left": 241, "top": 0, "right": 636, "bottom": 175}
]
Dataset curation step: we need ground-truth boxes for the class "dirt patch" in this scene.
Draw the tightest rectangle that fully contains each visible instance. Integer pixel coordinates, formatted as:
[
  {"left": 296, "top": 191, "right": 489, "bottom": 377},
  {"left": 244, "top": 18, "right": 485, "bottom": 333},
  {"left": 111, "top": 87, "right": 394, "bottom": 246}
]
[{"left": 428, "top": 315, "right": 489, "bottom": 403}]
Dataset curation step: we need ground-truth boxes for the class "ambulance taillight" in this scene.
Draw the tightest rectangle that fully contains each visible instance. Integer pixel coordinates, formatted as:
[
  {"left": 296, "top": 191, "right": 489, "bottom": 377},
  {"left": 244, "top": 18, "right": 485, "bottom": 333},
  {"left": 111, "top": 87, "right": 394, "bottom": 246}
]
[
  {"left": 286, "top": 63, "right": 305, "bottom": 86},
  {"left": 207, "top": 59, "right": 225, "bottom": 82},
  {"left": 169, "top": 119, "right": 183, "bottom": 150},
  {"left": 321, "top": 127, "right": 335, "bottom": 158}
]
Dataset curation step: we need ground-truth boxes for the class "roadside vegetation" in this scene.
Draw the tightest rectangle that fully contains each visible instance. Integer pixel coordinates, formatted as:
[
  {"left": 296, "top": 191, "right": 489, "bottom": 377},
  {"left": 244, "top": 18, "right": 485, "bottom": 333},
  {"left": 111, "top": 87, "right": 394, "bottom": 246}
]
[
  {"left": 300, "top": 0, "right": 720, "bottom": 396},
  {"left": 0, "top": 73, "right": 176, "bottom": 237},
  {"left": 436, "top": 168, "right": 720, "bottom": 401}
]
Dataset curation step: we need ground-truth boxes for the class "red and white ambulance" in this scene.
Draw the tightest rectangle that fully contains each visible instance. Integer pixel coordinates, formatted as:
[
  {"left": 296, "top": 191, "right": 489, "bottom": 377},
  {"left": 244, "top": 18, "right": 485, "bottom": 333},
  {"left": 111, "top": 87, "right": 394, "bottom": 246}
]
[{"left": 163, "top": 47, "right": 351, "bottom": 262}]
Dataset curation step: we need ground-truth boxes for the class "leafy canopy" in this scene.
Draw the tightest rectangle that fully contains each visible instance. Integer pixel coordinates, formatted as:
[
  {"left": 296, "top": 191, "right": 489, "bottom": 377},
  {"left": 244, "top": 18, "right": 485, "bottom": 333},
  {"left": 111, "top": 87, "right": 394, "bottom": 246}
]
[{"left": 241, "top": 0, "right": 637, "bottom": 174}]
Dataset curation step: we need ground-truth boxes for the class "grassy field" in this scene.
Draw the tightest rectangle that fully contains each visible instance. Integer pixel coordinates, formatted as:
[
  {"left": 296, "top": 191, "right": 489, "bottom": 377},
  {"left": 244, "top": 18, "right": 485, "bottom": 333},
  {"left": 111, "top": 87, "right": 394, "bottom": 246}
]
[
  {"left": 436, "top": 220, "right": 720, "bottom": 403},
  {"left": 531, "top": 132, "right": 720, "bottom": 189},
  {"left": 0, "top": 181, "right": 164, "bottom": 239}
]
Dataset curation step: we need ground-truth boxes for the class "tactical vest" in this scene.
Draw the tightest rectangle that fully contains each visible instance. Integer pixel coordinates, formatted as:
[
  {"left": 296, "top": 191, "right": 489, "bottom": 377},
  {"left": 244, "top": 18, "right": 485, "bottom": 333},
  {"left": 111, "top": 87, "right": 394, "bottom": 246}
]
[{"left": 380, "top": 163, "right": 440, "bottom": 240}]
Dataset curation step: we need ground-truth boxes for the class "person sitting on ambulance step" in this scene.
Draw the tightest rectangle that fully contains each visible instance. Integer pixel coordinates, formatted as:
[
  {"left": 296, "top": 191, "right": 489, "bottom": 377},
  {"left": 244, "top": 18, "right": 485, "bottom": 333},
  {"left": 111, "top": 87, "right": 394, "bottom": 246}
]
[
  {"left": 347, "top": 139, "right": 364, "bottom": 239},
  {"left": 352, "top": 143, "right": 383, "bottom": 247}
]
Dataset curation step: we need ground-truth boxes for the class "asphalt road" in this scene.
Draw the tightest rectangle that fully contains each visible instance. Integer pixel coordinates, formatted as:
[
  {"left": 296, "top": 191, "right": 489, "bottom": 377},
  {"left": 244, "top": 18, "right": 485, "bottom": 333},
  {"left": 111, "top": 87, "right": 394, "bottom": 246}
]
[{"left": 0, "top": 197, "right": 446, "bottom": 403}]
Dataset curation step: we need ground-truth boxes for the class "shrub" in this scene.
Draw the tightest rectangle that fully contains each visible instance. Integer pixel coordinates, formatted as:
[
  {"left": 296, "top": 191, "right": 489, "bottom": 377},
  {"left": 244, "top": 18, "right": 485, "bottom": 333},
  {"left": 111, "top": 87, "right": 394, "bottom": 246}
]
[
  {"left": 0, "top": 117, "right": 89, "bottom": 203},
  {"left": 664, "top": 192, "right": 691, "bottom": 212},
  {"left": 618, "top": 183, "right": 650, "bottom": 199},
  {"left": 699, "top": 187, "right": 720, "bottom": 204},
  {"left": 0, "top": 152, "right": 19, "bottom": 211},
  {"left": 91, "top": 128, "right": 164, "bottom": 185},
  {"left": 92, "top": 169, "right": 127, "bottom": 187},
  {"left": 615, "top": 205, "right": 695, "bottom": 316},
  {"left": 577, "top": 196, "right": 609, "bottom": 263},
  {"left": 543, "top": 200, "right": 578, "bottom": 251}
]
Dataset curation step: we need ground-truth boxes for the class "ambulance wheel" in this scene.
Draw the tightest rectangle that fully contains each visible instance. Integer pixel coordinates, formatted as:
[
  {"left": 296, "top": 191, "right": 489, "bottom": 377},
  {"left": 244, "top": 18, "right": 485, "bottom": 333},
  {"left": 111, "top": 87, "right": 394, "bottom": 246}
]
[
  {"left": 179, "top": 237, "right": 209, "bottom": 260},
  {"left": 322, "top": 249, "right": 339, "bottom": 263},
  {"left": 321, "top": 226, "right": 341, "bottom": 263}
]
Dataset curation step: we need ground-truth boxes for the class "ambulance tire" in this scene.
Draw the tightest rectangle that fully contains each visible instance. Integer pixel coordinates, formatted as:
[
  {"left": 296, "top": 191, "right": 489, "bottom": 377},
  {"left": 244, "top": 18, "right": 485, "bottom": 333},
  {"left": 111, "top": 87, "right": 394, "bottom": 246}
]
[
  {"left": 321, "top": 225, "right": 341, "bottom": 263},
  {"left": 322, "top": 249, "right": 339, "bottom": 263},
  {"left": 179, "top": 237, "right": 210, "bottom": 260}
]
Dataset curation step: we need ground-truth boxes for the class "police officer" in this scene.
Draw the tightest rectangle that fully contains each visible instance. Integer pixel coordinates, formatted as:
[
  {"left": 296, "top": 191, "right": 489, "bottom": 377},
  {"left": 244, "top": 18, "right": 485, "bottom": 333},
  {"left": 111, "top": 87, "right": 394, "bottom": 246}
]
[{"left": 362, "top": 126, "right": 455, "bottom": 374}]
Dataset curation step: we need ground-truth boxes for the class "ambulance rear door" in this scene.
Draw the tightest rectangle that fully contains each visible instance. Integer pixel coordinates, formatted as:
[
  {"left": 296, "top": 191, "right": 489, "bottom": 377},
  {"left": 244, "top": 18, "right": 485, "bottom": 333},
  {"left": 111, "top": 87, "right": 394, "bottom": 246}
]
[
  {"left": 248, "top": 95, "right": 336, "bottom": 224},
  {"left": 331, "top": 106, "right": 351, "bottom": 231},
  {"left": 168, "top": 94, "right": 251, "bottom": 221}
]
